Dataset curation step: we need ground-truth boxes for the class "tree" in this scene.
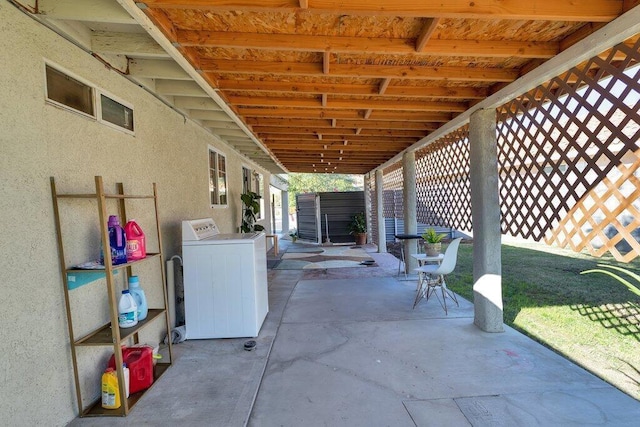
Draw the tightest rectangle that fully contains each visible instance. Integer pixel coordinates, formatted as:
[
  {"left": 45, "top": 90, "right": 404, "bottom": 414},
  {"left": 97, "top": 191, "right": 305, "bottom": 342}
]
[{"left": 287, "top": 173, "right": 363, "bottom": 212}]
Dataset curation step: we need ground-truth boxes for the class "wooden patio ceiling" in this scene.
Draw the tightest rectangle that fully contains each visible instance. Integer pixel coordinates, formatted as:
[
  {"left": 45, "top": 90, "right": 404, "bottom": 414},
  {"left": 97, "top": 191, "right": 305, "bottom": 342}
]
[
  {"left": 138, "top": 0, "right": 636, "bottom": 173},
  {"left": 135, "top": 0, "right": 638, "bottom": 174}
]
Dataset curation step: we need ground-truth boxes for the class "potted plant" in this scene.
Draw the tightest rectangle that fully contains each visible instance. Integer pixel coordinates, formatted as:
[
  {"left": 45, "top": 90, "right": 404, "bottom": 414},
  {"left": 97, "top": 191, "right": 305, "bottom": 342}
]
[
  {"left": 348, "top": 212, "right": 368, "bottom": 246},
  {"left": 421, "top": 228, "right": 446, "bottom": 256},
  {"left": 240, "top": 191, "right": 265, "bottom": 233}
]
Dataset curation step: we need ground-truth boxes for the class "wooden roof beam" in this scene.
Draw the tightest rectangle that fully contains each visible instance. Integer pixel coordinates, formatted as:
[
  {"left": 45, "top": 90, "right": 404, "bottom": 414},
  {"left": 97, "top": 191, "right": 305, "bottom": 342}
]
[
  {"left": 243, "top": 117, "right": 441, "bottom": 129},
  {"left": 415, "top": 18, "right": 440, "bottom": 52},
  {"left": 140, "top": 1, "right": 622, "bottom": 22},
  {"left": 229, "top": 95, "right": 467, "bottom": 112},
  {"left": 262, "top": 134, "right": 418, "bottom": 142},
  {"left": 323, "top": 51, "right": 330, "bottom": 74},
  {"left": 253, "top": 127, "right": 425, "bottom": 137},
  {"left": 238, "top": 107, "right": 453, "bottom": 121},
  {"left": 217, "top": 79, "right": 488, "bottom": 99},
  {"left": 278, "top": 155, "right": 403, "bottom": 162},
  {"left": 202, "top": 60, "right": 519, "bottom": 82},
  {"left": 378, "top": 78, "right": 391, "bottom": 95},
  {"left": 177, "top": 31, "right": 558, "bottom": 58},
  {"left": 267, "top": 142, "right": 415, "bottom": 149}
]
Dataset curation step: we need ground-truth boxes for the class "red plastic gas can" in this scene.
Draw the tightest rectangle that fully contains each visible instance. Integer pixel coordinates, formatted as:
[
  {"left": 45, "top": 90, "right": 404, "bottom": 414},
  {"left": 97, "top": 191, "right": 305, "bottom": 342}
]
[{"left": 108, "top": 346, "right": 154, "bottom": 394}]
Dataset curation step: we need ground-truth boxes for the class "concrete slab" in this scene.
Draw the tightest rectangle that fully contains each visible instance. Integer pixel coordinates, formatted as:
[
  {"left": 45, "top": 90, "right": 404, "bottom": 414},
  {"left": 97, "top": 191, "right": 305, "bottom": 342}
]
[
  {"left": 404, "top": 399, "right": 471, "bottom": 426},
  {"left": 455, "top": 388, "right": 640, "bottom": 426},
  {"left": 67, "top": 248, "right": 640, "bottom": 426},
  {"left": 249, "top": 276, "right": 640, "bottom": 426},
  {"left": 283, "top": 277, "right": 473, "bottom": 323},
  {"left": 69, "top": 269, "right": 304, "bottom": 427}
]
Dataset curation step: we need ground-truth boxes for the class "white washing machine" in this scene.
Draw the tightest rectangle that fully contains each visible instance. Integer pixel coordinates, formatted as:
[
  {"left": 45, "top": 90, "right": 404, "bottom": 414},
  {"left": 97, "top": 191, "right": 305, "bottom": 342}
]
[{"left": 182, "top": 218, "right": 268, "bottom": 339}]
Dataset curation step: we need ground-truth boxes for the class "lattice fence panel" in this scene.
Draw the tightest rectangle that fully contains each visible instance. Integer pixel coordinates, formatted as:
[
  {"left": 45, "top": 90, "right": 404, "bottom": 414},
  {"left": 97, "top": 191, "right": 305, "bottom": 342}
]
[
  {"left": 368, "top": 175, "right": 378, "bottom": 244},
  {"left": 415, "top": 126, "right": 472, "bottom": 233},
  {"left": 383, "top": 164, "right": 404, "bottom": 219},
  {"left": 497, "top": 36, "right": 640, "bottom": 261}
]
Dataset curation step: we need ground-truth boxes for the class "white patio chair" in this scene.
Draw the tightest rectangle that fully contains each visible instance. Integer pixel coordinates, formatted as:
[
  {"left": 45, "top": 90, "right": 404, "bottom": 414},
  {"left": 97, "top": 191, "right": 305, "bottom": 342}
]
[{"left": 412, "top": 238, "right": 462, "bottom": 313}]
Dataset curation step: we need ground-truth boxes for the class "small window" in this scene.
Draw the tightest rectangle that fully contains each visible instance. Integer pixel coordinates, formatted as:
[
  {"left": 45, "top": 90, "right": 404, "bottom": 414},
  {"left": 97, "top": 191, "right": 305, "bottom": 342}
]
[
  {"left": 45, "top": 65, "right": 94, "bottom": 117},
  {"left": 242, "top": 167, "right": 251, "bottom": 194},
  {"left": 254, "top": 172, "right": 264, "bottom": 220},
  {"left": 99, "top": 94, "right": 134, "bottom": 133},
  {"left": 209, "top": 147, "right": 227, "bottom": 206}
]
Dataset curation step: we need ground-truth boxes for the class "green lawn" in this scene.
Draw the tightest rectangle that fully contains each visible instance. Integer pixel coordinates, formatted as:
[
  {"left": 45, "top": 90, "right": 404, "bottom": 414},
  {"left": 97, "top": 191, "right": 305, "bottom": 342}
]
[{"left": 445, "top": 239, "right": 640, "bottom": 400}]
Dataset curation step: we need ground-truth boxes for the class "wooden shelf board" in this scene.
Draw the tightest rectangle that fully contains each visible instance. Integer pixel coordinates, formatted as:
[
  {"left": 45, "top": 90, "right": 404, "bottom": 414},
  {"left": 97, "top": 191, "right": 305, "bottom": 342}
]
[
  {"left": 55, "top": 193, "right": 155, "bottom": 200},
  {"left": 82, "top": 363, "right": 171, "bottom": 417},
  {"left": 75, "top": 309, "right": 165, "bottom": 346},
  {"left": 66, "top": 253, "right": 161, "bottom": 274}
]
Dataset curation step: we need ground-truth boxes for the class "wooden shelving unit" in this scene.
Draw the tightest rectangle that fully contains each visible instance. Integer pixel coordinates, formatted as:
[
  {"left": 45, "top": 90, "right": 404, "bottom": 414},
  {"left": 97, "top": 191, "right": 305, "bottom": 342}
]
[{"left": 51, "top": 176, "right": 173, "bottom": 417}]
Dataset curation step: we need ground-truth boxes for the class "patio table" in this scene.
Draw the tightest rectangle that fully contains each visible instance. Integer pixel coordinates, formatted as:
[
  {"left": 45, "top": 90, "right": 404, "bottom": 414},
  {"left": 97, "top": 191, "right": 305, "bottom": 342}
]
[{"left": 395, "top": 234, "right": 422, "bottom": 277}]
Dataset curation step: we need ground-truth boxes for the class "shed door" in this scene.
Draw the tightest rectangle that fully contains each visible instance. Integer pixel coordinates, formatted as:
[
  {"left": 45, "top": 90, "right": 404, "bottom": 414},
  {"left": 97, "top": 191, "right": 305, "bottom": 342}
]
[{"left": 296, "top": 193, "right": 319, "bottom": 243}]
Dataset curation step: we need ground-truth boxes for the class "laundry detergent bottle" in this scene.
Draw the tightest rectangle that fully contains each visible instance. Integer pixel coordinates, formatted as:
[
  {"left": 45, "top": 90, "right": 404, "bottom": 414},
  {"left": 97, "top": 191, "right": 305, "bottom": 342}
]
[
  {"left": 128, "top": 276, "right": 148, "bottom": 321},
  {"left": 118, "top": 290, "right": 138, "bottom": 328},
  {"left": 101, "top": 368, "right": 121, "bottom": 409},
  {"left": 108, "top": 215, "right": 127, "bottom": 265},
  {"left": 124, "top": 220, "right": 146, "bottom": 261}
]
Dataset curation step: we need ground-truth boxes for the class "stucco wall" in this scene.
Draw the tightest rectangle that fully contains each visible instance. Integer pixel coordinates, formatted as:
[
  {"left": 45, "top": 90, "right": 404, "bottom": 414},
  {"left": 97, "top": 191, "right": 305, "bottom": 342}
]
[{"left": 0, "top": 3, "right": 271, "bottom": 425}]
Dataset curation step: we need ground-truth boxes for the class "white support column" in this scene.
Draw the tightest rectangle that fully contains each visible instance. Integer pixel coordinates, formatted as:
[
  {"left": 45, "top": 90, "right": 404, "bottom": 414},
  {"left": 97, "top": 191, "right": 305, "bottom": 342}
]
[
  {"left": 281, "top": 191, "right": 290, "bottom": 233},
  {"left": 364, "top": 174, "right": 372, "bottom": 244},
  {"left": 469, "top": 109, "right": 504, "bottom": 332},
  {"left": 375, "top": 170, "right": 387, "bottom": 253},
  {"left": 403, "top": 152, "right": 418, "bottom": 273}
]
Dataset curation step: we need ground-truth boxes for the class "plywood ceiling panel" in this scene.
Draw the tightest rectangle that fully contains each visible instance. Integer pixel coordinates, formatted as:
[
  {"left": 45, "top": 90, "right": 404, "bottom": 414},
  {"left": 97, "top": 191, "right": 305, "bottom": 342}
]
[{"left": 138, "top": 0, "right": 633, "bottom": 173}]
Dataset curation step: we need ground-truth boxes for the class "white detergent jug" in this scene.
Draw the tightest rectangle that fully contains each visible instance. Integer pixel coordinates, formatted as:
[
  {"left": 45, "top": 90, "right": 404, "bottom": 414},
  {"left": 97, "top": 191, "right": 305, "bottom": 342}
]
[
  {"left": 118, "top": 290, "right": 138, "bottom": 328},
  {"left": 128, "top": 276, "right": 148, "bottom": 321}
]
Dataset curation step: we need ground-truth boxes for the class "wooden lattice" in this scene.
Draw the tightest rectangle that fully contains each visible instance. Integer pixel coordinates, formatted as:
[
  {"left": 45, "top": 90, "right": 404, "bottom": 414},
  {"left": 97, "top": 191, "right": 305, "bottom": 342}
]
[
  {"left": 368, "top": 176, "right": 378, "bottom": 244},
  {"left": 415, "top": 126, "right": 472, "bottom": 233},
  {"left": 497, "top": 37, "right": 640, "bottom": 261},
  {"left": 549, "top": 150, "right": 640, "bottom": 262},
  {"left": 380, "top": 36, "right": 640, "bottom": 261},
  {"left": 383, "top": 165, "right": 404, "bottom": 219}
]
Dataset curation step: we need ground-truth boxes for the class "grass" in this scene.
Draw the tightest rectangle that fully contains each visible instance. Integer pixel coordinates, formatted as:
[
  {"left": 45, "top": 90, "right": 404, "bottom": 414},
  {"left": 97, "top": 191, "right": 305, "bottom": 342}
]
[{"left": 445, "top": 238, "right": 640, "bottom": 400}]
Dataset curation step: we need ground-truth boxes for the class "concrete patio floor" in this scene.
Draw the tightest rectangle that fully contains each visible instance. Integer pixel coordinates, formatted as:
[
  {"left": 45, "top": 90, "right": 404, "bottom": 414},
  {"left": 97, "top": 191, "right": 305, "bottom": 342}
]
[{"left": 70, "top": 240, "right": 640, "bottom": 426}]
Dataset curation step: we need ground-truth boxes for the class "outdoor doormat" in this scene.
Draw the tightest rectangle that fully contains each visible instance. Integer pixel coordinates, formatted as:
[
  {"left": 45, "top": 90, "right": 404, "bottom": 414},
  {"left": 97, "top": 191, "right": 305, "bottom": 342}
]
[{"left": 274, "top": 246, "right": 377, "bottom": 270}]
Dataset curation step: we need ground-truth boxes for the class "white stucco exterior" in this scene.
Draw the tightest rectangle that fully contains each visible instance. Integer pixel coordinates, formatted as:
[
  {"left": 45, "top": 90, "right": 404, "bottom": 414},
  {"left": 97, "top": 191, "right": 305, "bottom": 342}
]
[{"left": 0, "top": 3, "right": 271, "bottom": 424}]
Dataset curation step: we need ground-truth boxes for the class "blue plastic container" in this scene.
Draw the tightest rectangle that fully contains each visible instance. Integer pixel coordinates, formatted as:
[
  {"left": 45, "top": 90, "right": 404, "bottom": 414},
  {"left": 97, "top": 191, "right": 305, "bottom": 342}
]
[
  {"left": 128, "top": 276, "right": 148, "bottom": 321},
  {"left": 108, "top": 215, "right": 127, "bottom": 265}
]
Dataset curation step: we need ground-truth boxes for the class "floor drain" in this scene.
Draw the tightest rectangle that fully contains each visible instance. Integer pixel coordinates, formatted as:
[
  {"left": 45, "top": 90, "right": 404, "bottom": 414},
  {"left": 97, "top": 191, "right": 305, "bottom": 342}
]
[{"left": 244, "top": 340, "right": 257, "bottom": 351}]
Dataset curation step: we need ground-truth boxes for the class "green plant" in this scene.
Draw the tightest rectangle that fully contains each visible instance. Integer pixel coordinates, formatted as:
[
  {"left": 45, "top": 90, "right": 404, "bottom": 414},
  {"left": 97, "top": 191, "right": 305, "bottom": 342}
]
[
  {"left": 240, "top": 191, "right": 265, "bottom": 233},
  {"left": 348, "top": 212, "right": 367, "bottom": 235},
  {"left": 580, "top": 264, "right": 640, "bottom": 297},
  {"left": 422, "top": 228, "right": 446, "bottom": 243}
]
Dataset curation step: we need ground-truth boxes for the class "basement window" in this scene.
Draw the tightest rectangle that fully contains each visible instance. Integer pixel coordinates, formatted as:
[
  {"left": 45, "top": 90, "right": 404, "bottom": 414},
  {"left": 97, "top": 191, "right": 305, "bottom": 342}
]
[
  {"left": 209, "top": 147, "right": 227, "bottom": 206},
  {"left": 98, "top": 92, "right": 134, "bottom": 134},
  {"left": 45, "top": 64, "right": 94, "bottom": 118}
]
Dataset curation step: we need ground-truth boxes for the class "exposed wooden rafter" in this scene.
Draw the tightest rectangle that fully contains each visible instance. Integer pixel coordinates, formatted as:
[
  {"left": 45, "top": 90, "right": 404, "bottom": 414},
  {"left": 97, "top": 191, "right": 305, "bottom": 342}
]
[
  {"left": 201, "top": 60, "right": 519, "bottom": 81},
  {"left": 176, "top": 30, "right": 558, "bottom": 58},
  {"left": 107, "top": 0, "right": 636, "bottom": 173},
  {"left": 138, "top": 1, "right": 622, "bottom": 22}
]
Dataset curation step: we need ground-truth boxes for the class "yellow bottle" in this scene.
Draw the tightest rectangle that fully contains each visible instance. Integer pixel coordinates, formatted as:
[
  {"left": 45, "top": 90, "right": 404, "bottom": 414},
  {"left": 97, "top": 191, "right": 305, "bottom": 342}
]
[{"left": 101, "top": 368, "right": 121, "bottom": 409}]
